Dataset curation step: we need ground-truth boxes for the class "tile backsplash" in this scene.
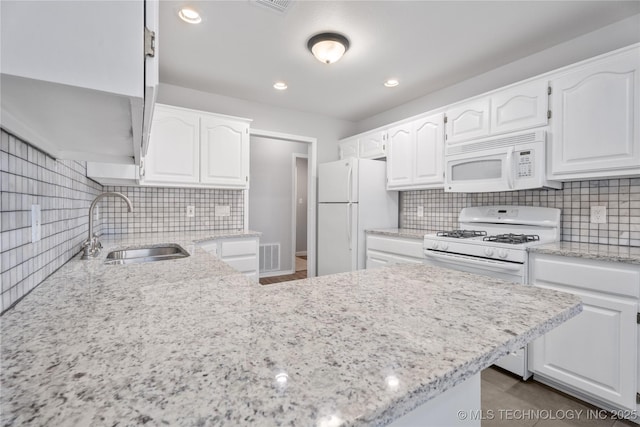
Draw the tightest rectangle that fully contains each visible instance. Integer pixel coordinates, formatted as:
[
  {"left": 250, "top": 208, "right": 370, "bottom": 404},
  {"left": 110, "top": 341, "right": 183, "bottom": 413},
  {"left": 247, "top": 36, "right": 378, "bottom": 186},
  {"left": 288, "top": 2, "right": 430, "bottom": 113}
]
[
  {"left": 0, "top": 131, "right": 103, "bottom": 312},
  {"left": 402, "top": 179, "right": 640, "bottom": 247},
  {"left": 101, "top": 186, "right": 244, "bottom": 234}
]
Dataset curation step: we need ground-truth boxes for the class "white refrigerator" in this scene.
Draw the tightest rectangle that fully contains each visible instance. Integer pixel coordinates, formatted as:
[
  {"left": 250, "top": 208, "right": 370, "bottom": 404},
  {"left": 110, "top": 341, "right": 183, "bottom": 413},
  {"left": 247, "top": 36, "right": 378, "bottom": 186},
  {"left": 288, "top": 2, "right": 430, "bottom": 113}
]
[{"left": 318, "top": 158, "right": 398, "bottom": 275}]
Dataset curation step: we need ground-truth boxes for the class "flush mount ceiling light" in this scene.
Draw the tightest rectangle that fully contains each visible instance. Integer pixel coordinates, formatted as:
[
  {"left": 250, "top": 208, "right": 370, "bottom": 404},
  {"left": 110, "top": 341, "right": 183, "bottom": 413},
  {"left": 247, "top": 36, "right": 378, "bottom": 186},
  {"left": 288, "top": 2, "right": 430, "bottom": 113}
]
[
  {"left": 273, "top": 81, "right": 288, "bottom": 90},
  {"left": 307, "top": 32, "right": 350, "bottom": 64},
  {"left": 384, "top": 79, "right": 399, "bottom": 88},
  {"left": 178, "top": 7, "right": 201, "bottom": 24}
]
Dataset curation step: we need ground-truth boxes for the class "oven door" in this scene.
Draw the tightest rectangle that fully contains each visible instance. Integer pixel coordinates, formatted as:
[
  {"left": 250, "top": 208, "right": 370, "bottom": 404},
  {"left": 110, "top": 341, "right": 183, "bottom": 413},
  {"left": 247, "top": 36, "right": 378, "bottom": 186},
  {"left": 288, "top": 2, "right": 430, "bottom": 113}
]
[{"left": 423, "top": 250, "right": 526, "bottom": 284}]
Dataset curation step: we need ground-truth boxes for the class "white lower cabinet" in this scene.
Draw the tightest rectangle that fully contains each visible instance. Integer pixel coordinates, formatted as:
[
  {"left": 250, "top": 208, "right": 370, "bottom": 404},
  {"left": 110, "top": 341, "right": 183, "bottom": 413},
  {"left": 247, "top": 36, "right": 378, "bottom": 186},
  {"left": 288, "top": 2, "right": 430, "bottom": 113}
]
[
  {"left": 365, "top": 234, "right": 424, "bottom": 269},
  {"left": 199, "top": 236, "right": 259, "bottom": 282},
  {"left": 528, "top": 253, "right": 640, "bottom": 412}
]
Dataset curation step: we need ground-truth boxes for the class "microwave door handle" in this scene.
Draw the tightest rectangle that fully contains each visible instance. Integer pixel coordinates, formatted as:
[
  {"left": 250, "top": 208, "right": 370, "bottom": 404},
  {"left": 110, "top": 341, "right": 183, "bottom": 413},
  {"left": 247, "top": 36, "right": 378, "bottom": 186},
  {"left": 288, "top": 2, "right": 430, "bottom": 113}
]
[{"left": 506, "top": 147, "right": 515, "bottom": 190}]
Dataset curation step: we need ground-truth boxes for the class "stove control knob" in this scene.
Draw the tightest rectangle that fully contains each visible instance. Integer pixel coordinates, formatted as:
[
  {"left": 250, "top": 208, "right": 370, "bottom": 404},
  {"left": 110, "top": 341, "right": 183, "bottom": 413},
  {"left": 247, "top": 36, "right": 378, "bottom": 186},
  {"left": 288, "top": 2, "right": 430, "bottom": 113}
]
[
  {"left": 484, "top": 248, "right": 494, "bottom": 257},
  {"left": 498, "top": 249, "right": 508, "bottom": 259},
  {"left": 431, "top": 242, "right": 439, "bottom": 250},
  {"left": 440, "top": 243, "right": 449, "bottom": 251}
]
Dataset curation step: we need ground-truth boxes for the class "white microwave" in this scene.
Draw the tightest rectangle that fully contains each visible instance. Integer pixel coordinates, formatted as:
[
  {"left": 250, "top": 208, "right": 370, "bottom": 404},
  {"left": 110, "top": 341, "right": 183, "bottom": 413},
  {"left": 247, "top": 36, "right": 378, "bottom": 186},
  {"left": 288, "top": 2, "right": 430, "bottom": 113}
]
[{"left": 444, "top": 130, "right": 561, "bottom": 193}]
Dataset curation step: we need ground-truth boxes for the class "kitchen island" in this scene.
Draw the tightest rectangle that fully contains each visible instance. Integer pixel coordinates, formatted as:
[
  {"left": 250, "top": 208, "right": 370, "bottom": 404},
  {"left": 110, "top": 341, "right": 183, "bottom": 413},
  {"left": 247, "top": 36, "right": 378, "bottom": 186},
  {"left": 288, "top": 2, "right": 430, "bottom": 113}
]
[{"left": 1, "top": 233, "right": 582, "bottom": 426}]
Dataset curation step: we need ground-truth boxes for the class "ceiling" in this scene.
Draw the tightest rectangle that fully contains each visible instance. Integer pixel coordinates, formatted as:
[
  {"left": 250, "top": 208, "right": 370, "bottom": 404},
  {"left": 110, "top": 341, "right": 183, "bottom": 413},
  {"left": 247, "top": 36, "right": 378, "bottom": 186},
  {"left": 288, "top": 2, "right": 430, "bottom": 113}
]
[{"left": 159, "top": 1, "right": 640, "bottom": 123}]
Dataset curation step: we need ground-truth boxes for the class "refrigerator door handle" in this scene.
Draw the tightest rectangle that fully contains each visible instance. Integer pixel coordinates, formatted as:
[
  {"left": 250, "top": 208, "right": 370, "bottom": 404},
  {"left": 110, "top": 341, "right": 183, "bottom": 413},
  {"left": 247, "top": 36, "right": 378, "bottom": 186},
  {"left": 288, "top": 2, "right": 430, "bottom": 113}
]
[
  {"left": 347, "top": 203, "right": 352, "bottom": 251},
  {"left": 347, "top": 165, "right": 353, "bottom": 203}
]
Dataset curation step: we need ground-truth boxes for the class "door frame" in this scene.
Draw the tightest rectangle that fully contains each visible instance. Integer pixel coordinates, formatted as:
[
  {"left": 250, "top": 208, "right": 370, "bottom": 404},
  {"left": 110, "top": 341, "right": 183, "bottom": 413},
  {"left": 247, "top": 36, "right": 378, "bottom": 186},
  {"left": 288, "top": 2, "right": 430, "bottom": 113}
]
[
  {"left": 292, "top": 154, "right": 309, "bottom": 274},
  {"left": 247, "top": 128, "right": 317, "bottom": 277}
]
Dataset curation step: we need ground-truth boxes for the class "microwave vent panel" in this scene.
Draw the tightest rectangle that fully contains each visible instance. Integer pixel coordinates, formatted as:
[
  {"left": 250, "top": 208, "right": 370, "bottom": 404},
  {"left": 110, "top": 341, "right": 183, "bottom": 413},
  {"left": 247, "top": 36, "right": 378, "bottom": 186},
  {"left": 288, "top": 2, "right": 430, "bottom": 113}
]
[{"left": 447, "top": 131, "right": 539, "bottom": 155}]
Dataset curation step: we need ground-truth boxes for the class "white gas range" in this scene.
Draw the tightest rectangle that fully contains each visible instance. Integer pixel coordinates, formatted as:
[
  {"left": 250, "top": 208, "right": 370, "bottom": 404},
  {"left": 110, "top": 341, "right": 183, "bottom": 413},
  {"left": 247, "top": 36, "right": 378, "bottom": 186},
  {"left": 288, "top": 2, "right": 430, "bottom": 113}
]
[{"left": 423, "top": 205, "right": 561, "bottom": 379}]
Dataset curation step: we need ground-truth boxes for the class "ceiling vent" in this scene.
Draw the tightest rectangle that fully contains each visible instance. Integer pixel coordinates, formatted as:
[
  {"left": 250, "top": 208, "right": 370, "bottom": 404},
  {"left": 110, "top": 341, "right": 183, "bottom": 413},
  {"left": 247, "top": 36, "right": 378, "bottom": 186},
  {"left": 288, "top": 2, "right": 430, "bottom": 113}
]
[{"left": 252, "top": 0, "right": 291, "bottom": 14}]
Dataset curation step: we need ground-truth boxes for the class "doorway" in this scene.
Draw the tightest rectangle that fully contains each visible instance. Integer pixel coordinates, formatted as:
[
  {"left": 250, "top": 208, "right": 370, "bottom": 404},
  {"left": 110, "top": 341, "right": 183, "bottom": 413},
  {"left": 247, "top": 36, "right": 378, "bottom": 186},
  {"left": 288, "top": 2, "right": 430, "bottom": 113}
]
[{"left": 246, "top": 128, "right": 317, "bottom": 281}]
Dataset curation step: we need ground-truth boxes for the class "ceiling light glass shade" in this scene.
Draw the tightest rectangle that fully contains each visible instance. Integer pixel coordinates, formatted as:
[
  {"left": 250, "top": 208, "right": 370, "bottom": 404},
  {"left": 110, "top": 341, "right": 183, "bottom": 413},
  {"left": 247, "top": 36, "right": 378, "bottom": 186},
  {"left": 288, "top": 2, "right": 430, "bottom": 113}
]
[
  {"left": 307, "top": 33, "right": 350, "bottom": 64},
  {"left": 178, "top": 8, "right": 201, "bottom": 24}
]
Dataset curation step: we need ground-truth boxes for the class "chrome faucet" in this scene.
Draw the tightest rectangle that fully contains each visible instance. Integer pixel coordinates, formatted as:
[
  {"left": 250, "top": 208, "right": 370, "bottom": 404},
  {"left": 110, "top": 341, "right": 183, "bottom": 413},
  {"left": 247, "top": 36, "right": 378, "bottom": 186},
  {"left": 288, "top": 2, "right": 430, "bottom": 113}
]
[{"left": 82, "top": 192, "right": 133, "bottom": 259}]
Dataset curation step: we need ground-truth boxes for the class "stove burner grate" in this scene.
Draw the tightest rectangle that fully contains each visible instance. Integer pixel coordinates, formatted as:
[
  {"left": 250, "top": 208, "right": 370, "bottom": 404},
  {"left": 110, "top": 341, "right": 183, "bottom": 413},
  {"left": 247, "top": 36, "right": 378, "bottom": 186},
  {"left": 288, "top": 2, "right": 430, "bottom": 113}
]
[
  {"left": 483, "top": 233, "right": 540, "bottom": 245},
  {"left": 437, "top": 230, "right": 487, "bottom": 239}
]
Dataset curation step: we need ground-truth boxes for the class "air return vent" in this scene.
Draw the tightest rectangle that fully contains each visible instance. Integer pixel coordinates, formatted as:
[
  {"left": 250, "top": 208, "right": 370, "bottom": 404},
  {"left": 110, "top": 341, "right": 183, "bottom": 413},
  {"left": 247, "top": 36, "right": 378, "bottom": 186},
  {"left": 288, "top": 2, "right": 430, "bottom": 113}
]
[
  {"left": 253, "top": 0, "right": 291, "bottom": 13},
  {"left": 259, "top": 243, "right": 280, "bottom": 273}
]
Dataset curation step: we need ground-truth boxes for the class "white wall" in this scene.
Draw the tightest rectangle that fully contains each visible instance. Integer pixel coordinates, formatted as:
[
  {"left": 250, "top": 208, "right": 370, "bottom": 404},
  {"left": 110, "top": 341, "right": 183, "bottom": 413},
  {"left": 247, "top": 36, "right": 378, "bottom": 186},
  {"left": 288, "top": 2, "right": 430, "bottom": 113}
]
[
  {"left": 158, "top": 83, "right": 355, "bottom": 164},
  {"left": 354, "top": 14, "right": 640, "bottom": 133},
  {"left": 249, "top": 136, "right": 308, "bottom": 273}
]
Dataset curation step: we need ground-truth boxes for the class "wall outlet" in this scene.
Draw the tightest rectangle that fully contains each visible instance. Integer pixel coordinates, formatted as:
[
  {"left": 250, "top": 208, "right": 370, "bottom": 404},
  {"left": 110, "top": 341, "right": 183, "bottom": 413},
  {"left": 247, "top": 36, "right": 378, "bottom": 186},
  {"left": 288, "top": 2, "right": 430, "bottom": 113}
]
[
  {"left": 590, "top": 205, "right": 607, "bottom": 224},
  {"left": 186, "top": 205, "right": 195, "bottom": 218},
  {"left": 417, "top": 206, "right": 424, "bottom": 218},
  {"left": 215, "top": 205, "right": 231, "bottom": 217},
  {"left": 31, "top": 204, "right": 41, "bottom": 242}
]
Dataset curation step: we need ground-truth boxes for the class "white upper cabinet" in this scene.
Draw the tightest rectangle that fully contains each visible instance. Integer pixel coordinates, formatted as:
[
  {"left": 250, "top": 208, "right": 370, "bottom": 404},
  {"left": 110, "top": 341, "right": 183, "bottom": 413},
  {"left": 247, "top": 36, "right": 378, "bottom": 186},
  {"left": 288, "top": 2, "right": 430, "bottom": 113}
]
[
  {"left": 549, "top": 45, "right": 640, "bottom": 180},
  {"left": 490, "top": 80, "right": 549, "bottom": 134},
  {"left": 200, "top": 116, "right": 250, "bottom": 187},
  {"left": 414, "top": 113, "right": 445, "bottom": 186},
  {"left": 0, "top": 0, "right": 158, "bottom": 165},
  {"left": 387, "top": 113, "right": 445, "bottom": 190},
  {"left": 386, "top": 123, "right": 414, "bottom": 188},
  {"left": 338, "top": 138, "right": 359, "bottom": 159},
  {"left": 144, "top": 105, "right": 200, "bottom": 185},
  {"left": 142, "top": 104, "right": 251, "bottom": 189},
  {"left": 359, "top": 130, "right": 387, "bottom": 159},
  {"left": 445, "top": 99, "right": 490, "bottom": 144}
]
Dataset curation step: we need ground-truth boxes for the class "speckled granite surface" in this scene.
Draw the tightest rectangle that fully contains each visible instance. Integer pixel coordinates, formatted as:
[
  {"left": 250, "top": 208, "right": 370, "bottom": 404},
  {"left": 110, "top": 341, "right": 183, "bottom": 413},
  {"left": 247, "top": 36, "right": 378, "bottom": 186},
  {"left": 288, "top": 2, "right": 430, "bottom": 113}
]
[
  {"left": 1, "top": 233, "right": 581, "bottom": 427},
  {"left": 366, "top": 228, "right": 436, "bottom": 240},
  {"left": 530, "top": 242, "right": 640, "bottom": 265}
]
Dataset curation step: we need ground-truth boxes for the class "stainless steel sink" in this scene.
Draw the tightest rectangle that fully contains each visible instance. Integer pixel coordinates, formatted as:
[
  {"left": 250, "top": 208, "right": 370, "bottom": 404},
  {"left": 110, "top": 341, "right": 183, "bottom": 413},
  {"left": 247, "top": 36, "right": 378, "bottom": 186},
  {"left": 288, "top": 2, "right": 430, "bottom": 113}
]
[{"left": 104, "top": 244, "right": 190, "bottom": 265}]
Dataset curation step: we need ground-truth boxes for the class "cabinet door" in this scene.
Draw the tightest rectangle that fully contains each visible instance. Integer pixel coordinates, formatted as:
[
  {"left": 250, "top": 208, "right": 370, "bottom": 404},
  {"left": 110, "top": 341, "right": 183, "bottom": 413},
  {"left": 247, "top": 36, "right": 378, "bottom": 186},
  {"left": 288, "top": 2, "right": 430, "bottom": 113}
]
[
  {"left": 413, "top": 113, "right": 445, "bottom": 187},
  {"left": 445, "top": 99, "right": 490, "bottom": 144},
  {"left": 530, "top": 289, "right": 638, "bottom": 410},
  {"left": 490, "top": 80, "right": 548, "bottom": 135},
  {"left": 144, "top": 105, "right": 200, "bottom": 184},
  {"left": 386, "top": 123, "right": 413, "bottom": 189},
  {"left": 359, "top": 131, "right": 387, "bottom": 159},
  {"left": 200, "top": 115, "right": 249, "bottom": 188},
  {"left": 339, "top": 138, "right": 359, "bottom": 159},
  {"left": 550, "top": 47, "right": 640, "bottom": 180}
]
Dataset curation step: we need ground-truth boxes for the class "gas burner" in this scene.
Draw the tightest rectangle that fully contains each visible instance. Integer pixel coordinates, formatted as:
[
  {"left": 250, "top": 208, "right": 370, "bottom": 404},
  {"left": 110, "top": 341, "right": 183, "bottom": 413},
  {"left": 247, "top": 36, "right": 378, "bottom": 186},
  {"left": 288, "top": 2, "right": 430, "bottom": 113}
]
[
  {"left": 437, "top": 230, "right": 487, "bottom": 239},
  {"left": 483, "top": 234, "right": 540, "bottom": 245}
]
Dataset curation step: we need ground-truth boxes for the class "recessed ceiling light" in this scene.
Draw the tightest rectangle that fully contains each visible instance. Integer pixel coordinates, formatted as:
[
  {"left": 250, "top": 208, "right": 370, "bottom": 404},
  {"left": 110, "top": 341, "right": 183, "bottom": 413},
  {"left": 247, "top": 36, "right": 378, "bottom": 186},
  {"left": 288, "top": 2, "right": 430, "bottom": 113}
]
[
  {"left": 273, "top": 82, "right": 288, "bottom": 90},
  {"left": 307, "top": 32, "right": 350, "bottom": 64},
  {"left": 178, "top": 8, "right": 201, "bottom": 24},
  {"left": 384, "top": 79, "right": 400, "bottom": 88}
]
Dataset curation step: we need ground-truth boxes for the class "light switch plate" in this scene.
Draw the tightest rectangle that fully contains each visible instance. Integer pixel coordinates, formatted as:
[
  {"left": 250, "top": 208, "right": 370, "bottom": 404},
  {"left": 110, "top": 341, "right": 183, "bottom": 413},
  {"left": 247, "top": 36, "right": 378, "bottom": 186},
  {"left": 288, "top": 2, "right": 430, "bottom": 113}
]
[
  {"left": 417, "top": 206, "right": 424, "bottom": 218},
  {"left": 215, "top": 205, "right": 231, "bottom": 217},
  {"left": 31, "top": 204, "right": 41, "bottom": 242},
  {"left": 186, "top": 205, "right": 195, "bottom": 218}
]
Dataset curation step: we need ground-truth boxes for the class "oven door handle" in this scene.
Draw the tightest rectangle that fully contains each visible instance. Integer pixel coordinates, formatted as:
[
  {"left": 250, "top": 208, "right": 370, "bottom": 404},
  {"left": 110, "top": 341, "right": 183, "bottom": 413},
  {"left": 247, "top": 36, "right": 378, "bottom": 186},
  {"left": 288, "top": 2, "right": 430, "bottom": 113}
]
[{"left": 424, "top": 250, "right": 523, "bottom": 271}]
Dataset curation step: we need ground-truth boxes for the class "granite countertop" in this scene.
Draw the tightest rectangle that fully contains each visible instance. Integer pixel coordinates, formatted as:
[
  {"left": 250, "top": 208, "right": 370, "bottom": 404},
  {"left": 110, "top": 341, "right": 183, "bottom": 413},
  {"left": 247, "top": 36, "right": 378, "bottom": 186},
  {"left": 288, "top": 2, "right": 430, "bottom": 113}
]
[
  {"left": 530, "top": 242, "right": 640, "bottom": 265},
  {"left": 1, "top": 232, "right": 581, "bottom": 427},
  {"left": 366, "top": 228, "right": 436, "bottom": 240}
]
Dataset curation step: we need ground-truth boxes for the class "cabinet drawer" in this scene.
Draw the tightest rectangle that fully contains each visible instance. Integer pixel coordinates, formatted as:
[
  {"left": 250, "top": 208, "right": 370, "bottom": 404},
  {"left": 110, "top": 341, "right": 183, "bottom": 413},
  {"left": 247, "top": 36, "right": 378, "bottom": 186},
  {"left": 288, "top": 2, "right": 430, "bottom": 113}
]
[
  {"left": 224, "top": 256, "right": 258, "bottom": 273},
  {"left": 530, "top": 254, "right": 640, "bottom": 298},
  {"left": 366, "top": 235, "right": 424, "bottom": 259},
  {"left": 367, "top": 250, "right": 424, "bottom": 268},
  {"left": 220, "top": 239, "right": 257, "bottom": 257}
]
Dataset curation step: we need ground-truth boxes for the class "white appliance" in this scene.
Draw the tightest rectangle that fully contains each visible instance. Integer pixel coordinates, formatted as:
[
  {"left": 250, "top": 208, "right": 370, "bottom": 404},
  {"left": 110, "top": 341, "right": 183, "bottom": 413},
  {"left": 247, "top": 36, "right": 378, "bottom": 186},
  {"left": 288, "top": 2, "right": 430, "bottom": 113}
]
[
  {"left": 445, "top": 130, "right": 562, "bottom": 193},
  {"left": 318, "top": 158, "right": 398, "bottom": 276},
  {"left": 423, "top": 206, "right": 561, "bottom": 379}
]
